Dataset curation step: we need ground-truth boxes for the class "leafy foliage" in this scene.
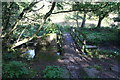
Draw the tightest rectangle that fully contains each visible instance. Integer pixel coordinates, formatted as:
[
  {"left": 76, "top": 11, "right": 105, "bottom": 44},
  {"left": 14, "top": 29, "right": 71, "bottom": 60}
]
[
  {"left": 72, "top": 2, "right": 118, "bottom": 27},
  {"left": 72, "top": 2, "right": 95, "bottom": 11},
  {"left": 45, "top": 23, "right": 59, "bottom": 34},
  {"left": 43, "top": 66, "right": 65, "bottom": 78},
  {"left": 3, "top": 52, "right": 18, "bottom": 61},
  {"left": 65, "top": 11, "right": 83, "bottom": 20},
  {"left": 72, "top": 2, "right": 118, "bottom": 17},
  {"left": 11, "top": 24, "right": 46, "bottom": 40},
  {"left": 2, "top": 2, "right": 27, "bottom": 31},
  {"left": 3, "top": 61, "right": 35, "bottom": 78},
  {"left": 93, "top": 2, "right": 118, "bottom": 17}
]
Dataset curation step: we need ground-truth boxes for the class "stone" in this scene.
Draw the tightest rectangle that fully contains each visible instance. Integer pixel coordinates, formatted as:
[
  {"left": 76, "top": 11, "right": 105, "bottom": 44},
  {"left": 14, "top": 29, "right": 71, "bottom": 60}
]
[
  {"left": 84, "top": 67, "right": 100, "bottom": 77},
  {"left": 64, "top": 59, "right": 70, "bottom": 64},
  {"left": 21, "top": 49, "right": 35, "bottom": 60},
  {"left": 69, "top": 57, "right": 75, "bottom": 63},
  {"left": 46, "top": 33, "right": 57, "bottom": 43},
  {"left": 110, "top": 65, "right": 119, "bottom": 72},
  {"left": 67, "top": 66, "right": 79, "bottom": 70},
  {"left": 74, "top": 57, "right": 82, "bottom": 62},
  {"left": 58, "top": 59, "right": 64, "bottom": 63},
  {"left": 57, "top": 52, "right": 60, "bottom": 55}
]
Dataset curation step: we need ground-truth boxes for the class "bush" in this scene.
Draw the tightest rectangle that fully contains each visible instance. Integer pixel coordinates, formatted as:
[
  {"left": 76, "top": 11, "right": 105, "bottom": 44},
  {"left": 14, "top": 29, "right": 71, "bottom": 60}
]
[
  {"left": 3, "top": 52, "right": 20, "bottom": 61},
  {"left": 3, "top": 53, "right": 16, "bottom": 61},
  {"left": 3, "top": 61, "right": 35, "bottom": 78},
  {"left": 43, "top": 66, "right": 65, "bottom": 78}
]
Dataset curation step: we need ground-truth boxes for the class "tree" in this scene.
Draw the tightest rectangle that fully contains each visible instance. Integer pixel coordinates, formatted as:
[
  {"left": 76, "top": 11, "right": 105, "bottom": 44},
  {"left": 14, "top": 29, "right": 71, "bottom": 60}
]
[
  {"left": 72, "top": 2, "right": 118, "bottom": 28},
  {"left": 72, "top": 2, "right": 95, "bottom": 28},
  {"left": 6, "top": 2, "right": 40, "bottom": 37},
  {"left": 11, "top": 2, "right": 56, "bottom": 49},
  {"left": 81, "top": 11, "right": 87, "bottom": 28},
  {"left": 65, "top": 11, "right": 82, "bottom": 27},
  {"left": 93, "top": 2, "right": 118, "bottom": 28},
  {"left": 2, "top": 2, "right": 14, "bottom": 31}
]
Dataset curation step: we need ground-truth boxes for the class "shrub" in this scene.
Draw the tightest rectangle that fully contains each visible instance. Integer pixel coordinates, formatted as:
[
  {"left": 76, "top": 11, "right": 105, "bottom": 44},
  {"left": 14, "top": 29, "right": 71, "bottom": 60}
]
[
  {"left": 3, "top": 52, "right": 19, "bottom": 61},
  {"left": 3, "top": 61, "right": 35, "bottom": 78},
  {"left": 43, "top": 66, "right": 65, "bottom": 78}
]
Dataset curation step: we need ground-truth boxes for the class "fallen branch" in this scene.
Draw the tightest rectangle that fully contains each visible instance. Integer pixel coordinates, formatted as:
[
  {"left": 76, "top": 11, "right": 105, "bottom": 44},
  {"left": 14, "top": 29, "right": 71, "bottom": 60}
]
[
  {"left": 11, "top": 37, "right": 34, "bottom": 49},
  {"left": 52, "top": 9, "right": 94, "bottom": 14},
  {"left": 30, "top": 4, "right": 45, "bottom": 12},
  {"left": 16, "top": 27, "right": 27, "bottom": 42}
]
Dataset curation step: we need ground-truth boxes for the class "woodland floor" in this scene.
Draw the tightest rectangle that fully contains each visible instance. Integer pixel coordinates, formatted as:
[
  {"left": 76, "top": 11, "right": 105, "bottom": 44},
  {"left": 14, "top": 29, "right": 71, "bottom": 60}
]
[{"left": 29, "top": 32, "right": 119, "bottom": 79}]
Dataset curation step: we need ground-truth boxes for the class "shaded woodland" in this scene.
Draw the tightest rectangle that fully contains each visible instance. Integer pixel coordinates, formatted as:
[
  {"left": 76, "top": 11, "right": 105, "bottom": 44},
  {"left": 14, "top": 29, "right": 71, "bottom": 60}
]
[{"left": 1, "top": 1, "right": 120, "bottom": 79}]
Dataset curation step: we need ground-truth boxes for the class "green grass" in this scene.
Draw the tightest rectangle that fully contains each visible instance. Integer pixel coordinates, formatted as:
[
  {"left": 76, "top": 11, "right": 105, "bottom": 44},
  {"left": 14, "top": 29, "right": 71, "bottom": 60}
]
[
  {"left": 62, "top": 25, "right": 71, "bottom": 32},
  {"left": 86, "top": 49, "right": 120, "bottom": 58},
  {"left": 79, "top": 27, "right": 119, "bottom": 45},
  {"left": 97, "top": 49, "right": 120, "bottom": 57}
]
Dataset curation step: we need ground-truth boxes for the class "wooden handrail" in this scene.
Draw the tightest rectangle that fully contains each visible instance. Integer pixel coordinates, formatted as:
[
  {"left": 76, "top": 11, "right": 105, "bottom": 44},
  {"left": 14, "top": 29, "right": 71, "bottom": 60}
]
[
  {"left": 71, "top": 28, "right": 86, "bottom": 45},
  {"left": 70, "top": 27, "right": 87, "bottom": 54}
]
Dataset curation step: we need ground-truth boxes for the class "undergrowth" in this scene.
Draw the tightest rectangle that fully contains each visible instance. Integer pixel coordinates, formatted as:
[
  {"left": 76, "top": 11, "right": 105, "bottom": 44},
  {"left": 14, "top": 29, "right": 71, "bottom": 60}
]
[
  {"left": 80, "top": 27, "right": 119, "bottom": 45},
  {"left": 43, "top": 66, "right": 66, "bottom": 79},
  {"left": 2, "top": 61, "right": 36, "bottom": 78}
]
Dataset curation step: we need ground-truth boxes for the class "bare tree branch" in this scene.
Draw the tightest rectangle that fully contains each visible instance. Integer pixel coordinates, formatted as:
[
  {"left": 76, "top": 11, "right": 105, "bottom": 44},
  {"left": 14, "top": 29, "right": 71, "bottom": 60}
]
[
  {"left": 52, "top": 3, "right": 109, "bottom": 14},
  {"left": 35, "top": 2, "right": 56, "bottom": 35},
  {"left": 30, "top": 4, "right": 45, "bottom": 12},
  {"left": 43, "top": 2, "right": 56, "bottom": 21}
]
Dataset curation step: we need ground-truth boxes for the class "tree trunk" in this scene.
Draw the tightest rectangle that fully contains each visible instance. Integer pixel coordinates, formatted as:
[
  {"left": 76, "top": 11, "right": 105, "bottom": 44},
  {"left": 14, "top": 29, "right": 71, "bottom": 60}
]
[
  {"left": 81, "top": 11, "right": 87, "bottom": 28},
  {"left": 76, "top": 11, "right": 79, "bottom": 27},
  {"left": 76, "top": 19, "right": 79, "bottom": 27},
  {"left": 2, "top": 2, "right": 7, "bottom": 30},
  {"left": 43, "top": 2, "right": 56, "bottom": 22},
  {"left": 2, "top": 2, "right": 13, "bottom": 31},
  {"left": 97, "top": 16, "right": 103, "bottom": 28}
]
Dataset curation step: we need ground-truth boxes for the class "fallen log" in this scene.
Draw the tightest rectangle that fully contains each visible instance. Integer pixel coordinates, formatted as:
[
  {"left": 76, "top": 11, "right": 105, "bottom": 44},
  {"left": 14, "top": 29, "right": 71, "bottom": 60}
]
[{"left": 11, "top": 37, "right": 34, "bottom": 49}]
